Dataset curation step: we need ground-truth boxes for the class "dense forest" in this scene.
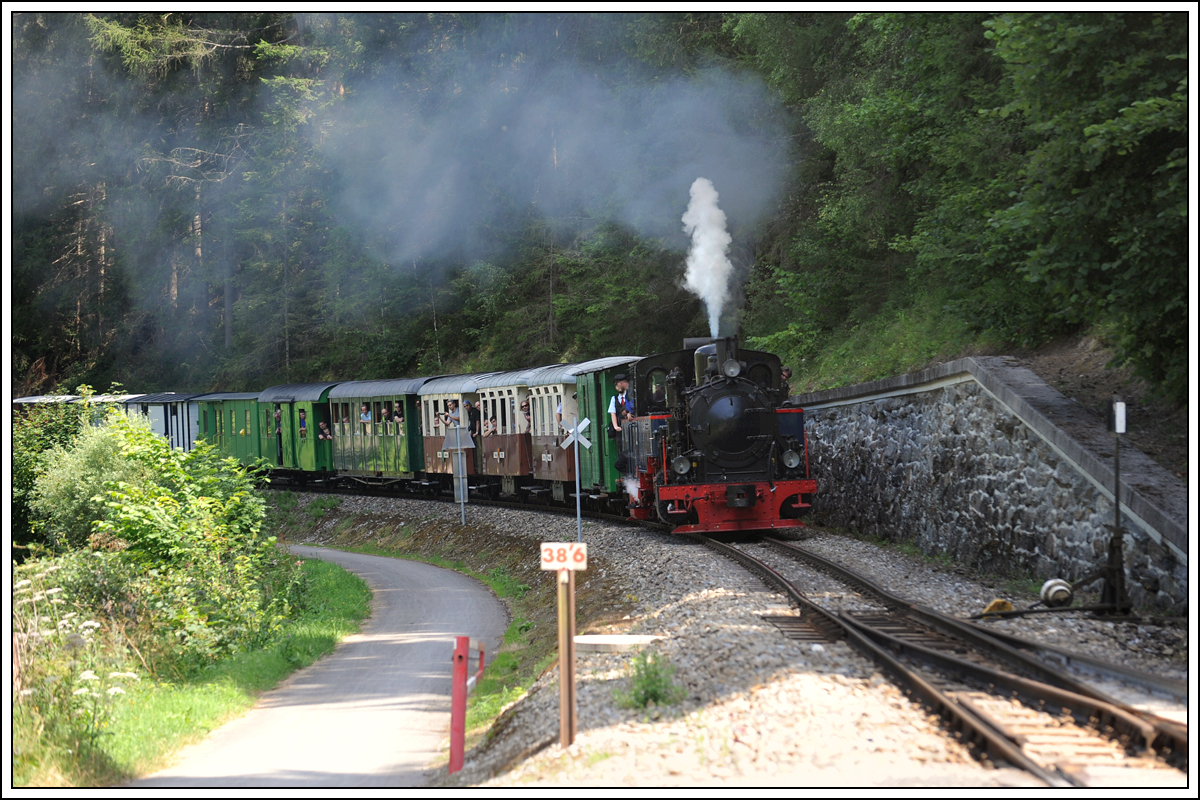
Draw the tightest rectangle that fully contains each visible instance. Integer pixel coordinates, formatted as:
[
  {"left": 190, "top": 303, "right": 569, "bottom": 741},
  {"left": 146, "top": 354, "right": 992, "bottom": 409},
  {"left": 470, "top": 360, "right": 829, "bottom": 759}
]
[{"left": 12, "top": 12, "right": 1188, "bottom": 403}]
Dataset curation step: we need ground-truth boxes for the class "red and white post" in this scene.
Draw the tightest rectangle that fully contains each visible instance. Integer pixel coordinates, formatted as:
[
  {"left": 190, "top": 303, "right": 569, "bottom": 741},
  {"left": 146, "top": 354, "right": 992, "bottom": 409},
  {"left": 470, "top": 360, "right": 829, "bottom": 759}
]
[{"left": 448, "top": 636, "right": 487, "bottom": 774}]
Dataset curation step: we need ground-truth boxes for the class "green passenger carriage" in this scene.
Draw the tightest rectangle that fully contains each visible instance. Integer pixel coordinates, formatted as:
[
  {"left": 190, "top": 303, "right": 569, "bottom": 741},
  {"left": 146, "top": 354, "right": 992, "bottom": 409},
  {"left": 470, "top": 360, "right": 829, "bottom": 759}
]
[
  {"left": 327, "top": 378, "right": 431, "bottom": 481},
  {"left": 257, "top": 383, "right": 339, "bottom": 477},
  {"left": 197, "top": 392, "right": 263, "bottom": 466}
]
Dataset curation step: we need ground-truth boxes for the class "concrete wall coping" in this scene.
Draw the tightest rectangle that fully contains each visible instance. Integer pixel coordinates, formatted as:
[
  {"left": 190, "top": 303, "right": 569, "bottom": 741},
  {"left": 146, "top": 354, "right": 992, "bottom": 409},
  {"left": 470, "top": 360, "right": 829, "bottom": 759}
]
[{"left": 793, "top": 357, "right": 1188, "bottom": 564}]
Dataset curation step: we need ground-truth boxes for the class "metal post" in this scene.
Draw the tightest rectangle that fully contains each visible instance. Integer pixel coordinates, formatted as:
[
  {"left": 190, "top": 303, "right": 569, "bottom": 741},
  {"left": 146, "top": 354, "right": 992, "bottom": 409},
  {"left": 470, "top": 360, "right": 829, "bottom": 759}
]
[
  {"left": 1105, "top": 427, "right": 1129, "bottom": 611},
  {"left": 567, "top": 570, "right": 577, "bottom": 742},
  {"left": 557, "top": 569, "right": 577, "bottom": 748},
  {"left": 573, "top": 416, "right": 582, "bottom": 543},
  {"left": 1102, "top": 396, "right": 1129, "bottom": 613},
  {"left": 455, "top": 424, "right": 465, "bottom": 525},
  {"left": 449, "top": 636, "right": 468, "bottom": 773}
]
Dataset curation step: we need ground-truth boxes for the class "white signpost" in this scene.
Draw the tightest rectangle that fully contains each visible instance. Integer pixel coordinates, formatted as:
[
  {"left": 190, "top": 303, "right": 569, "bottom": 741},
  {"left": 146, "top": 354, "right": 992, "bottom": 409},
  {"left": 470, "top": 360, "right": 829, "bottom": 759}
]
[
  {"left": 441, "top": 424, "right": 475, "bottom": 525},
  {"left": 560, "top": 417, "right": 591, "bottom": 542},
  {"left": 541, "top": 540, "right": 587, "bottom": 748}
]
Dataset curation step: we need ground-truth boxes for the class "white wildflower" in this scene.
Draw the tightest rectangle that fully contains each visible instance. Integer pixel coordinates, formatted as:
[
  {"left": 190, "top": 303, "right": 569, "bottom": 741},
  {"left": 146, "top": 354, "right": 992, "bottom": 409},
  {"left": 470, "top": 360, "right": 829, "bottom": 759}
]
[
  {"left": 19, "top": 689, "right": 34, "bottom": 697},
  {"left": 45, "top": 587, "right": 63, "bottom": 595},
  {"left": 62, "top": 612, "right": 78, "bottom": 620},
  {"left": 58, "top": 619, "right": 74, "bottom": 630},
  {"left": 50, "top": 598, "right": 66, "bottom": 605},
  {"left": 80, "top": 670, "right": 99, "bottom": 681},
  {"left": 107, "top": 686, "right": 126, "bottom": 696},
  {"left": 15, "top": 579, "right": 31, "bottom": 589},
  {"left": 79, "top": 620, "right": 101, "bottom": 631},
  {"left": 74, "top": 688, "right": 89, "bottom": 696}
]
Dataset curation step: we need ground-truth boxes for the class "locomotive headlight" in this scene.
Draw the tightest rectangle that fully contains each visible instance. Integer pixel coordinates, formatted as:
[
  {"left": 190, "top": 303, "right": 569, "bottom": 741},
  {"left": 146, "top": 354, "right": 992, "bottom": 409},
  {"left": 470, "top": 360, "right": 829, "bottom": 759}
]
[
  {"left": 722, "top": 359, "right": 742, "bottom": 378},
  {"left": 671, "top": 456, "right": 692, "bottom": 475},
  {"left": 782, "top": 449, "right": 801, "bottom": 469}
]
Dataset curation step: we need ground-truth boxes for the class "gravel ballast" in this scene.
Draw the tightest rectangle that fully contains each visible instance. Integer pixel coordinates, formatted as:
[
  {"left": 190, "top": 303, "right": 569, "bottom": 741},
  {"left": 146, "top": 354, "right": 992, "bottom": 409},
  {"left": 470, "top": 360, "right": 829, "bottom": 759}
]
[{"left": 290, "top": 495, "right": 1187, "bottom": 787}]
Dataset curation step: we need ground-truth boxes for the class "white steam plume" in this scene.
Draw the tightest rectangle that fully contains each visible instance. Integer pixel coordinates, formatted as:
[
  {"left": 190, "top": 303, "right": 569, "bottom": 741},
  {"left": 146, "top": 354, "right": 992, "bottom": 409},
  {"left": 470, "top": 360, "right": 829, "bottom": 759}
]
[
  {"left": 623, "top": 477, "right": 640, "bottom": 501},
  {"left": 681, "top": 178, "right": 735, "bottom": 338}
]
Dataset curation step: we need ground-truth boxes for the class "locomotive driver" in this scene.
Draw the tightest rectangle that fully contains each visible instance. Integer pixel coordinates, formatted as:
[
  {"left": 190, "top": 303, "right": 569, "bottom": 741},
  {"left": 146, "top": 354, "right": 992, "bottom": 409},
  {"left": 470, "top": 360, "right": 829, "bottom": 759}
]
[{"left": 608, "top": 374, "right": 633, "bottom": 435}]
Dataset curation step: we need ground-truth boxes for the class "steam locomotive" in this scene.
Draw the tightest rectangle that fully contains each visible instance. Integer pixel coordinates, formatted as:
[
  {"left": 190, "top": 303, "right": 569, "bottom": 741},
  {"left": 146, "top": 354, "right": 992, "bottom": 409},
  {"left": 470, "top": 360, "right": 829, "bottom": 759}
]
[
  {"left": 620, "top": 336, "right": 816, "bottom": 533},
  {"left": 15, "top": 337, "right": 816, "bottom": 536}
]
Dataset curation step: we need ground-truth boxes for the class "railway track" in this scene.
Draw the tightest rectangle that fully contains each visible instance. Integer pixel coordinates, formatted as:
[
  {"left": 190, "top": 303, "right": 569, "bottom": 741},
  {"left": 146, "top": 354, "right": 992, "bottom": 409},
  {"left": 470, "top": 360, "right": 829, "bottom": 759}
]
[{"left": 700, "top": 535, "right": 1187, "bottom": 788}]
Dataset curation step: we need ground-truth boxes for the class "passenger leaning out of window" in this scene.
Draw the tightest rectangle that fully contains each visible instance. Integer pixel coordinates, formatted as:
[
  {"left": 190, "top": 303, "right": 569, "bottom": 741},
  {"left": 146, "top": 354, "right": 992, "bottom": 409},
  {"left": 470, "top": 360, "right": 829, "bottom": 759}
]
[{"left": 440, "top": 400, "right": 460, "bottom": 428}]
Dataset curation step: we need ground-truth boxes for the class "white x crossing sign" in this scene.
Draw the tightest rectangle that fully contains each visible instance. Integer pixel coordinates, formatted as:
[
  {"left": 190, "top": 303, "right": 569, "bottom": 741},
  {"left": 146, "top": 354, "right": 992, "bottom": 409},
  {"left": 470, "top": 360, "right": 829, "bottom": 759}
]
[{"left": 560, "top": 417, "right": 591, "bottom": 450}]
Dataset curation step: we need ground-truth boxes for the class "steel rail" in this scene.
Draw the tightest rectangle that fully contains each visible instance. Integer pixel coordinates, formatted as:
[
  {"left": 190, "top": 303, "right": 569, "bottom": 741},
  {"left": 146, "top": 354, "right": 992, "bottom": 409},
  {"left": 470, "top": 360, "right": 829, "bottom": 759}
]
[
  {"left": 762, "top": 536, "right": 1188, "bottom": 760},
  {"left": 693, "top": 535, "right": 1069, "bottom": 786}
]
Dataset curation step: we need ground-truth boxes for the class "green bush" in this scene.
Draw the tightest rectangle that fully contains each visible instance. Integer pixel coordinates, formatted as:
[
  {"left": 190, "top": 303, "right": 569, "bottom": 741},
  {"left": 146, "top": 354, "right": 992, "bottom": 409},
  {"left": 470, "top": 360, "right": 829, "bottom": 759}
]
[
  {"left": 614, "top": 650, "right": 687, "bottom": 709},
  {"left": 13, "top": 397, "right": 87, "bottom": 552},
  {"left": 28, "top": 405, "right": 155, "bottom": 552}
]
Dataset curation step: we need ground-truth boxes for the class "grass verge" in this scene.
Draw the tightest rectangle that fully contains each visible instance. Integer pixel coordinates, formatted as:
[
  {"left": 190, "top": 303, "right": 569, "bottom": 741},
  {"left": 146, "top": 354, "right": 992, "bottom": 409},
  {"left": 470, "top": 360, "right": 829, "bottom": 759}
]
[
  {"left": 792, "top": 289, "right": 985, "bottom": 393},
  {"left": 14, "top": 557, "right": 370, "bottom": 787},
  {"left": 270, "top": 492, "right": 635, "bottom": 770}
]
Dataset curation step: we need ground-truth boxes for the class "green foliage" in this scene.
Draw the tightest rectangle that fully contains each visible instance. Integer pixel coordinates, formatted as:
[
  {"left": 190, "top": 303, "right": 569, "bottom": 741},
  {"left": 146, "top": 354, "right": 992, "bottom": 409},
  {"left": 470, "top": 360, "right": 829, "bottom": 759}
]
[
  {"left": 306, "top": 496, "right": 342, "bottom": 520},
  {"left": 13, "top": 552, "right": 370, "bottom": 787},
  {"left": 486, "top": 567, "right": 531, "bottom": 600},
  {"left": 984, "top": 12, "right": 1188, "bottom": 400},
  {"left": 23, "top": 406, "right": 296, "bottom": 673},
  {"left": 12, "top": 12, "right": 1187, "bottom": 406},
  {"left": 13, "top": 397, "right": 87, "bottom": 552},
  {"left": 614, "top": 650, "right": 687, "bottom": 709},
  {"left": 30, "top": 408, "right": 157, "bottom": 551},
  {"left": 13, "top": 554, "right": 144, "bottom": 785},
  {"left": 734, "top": 11, "right": 1186, "bottom": 403}
]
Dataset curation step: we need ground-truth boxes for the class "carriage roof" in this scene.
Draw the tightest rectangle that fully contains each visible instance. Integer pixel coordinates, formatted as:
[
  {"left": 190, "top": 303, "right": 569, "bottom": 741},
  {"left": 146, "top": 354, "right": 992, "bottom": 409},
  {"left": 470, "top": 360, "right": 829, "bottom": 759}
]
[
  {"left": 257, "top": 382, "right": 341, "bottom": 403},
  {"left": 329, "top": 378, "right": 435, "bottom": 398}
]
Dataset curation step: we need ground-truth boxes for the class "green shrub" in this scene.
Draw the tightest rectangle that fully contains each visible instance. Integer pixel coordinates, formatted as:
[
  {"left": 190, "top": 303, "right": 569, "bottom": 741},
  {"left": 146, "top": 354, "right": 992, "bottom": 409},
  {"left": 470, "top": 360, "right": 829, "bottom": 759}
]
[
  {"left": 306, "top": 496, "right": 341, "bottom": 520},
  {"left": 30, "top": 413, "right": 156, "bottom": 551},
  {"left": 614, "top": 651, "right": 687, "bottom": 709},
  {"left": 13, "top": 397, "right": 87, "bottom": 552}
]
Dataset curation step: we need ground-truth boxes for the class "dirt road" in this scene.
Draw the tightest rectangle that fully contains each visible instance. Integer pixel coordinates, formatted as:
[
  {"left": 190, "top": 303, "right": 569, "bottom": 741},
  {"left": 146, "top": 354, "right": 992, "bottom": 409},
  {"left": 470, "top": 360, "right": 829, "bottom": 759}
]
[{"left": 133, "top": 546, "right": 508, "bottom": 787}]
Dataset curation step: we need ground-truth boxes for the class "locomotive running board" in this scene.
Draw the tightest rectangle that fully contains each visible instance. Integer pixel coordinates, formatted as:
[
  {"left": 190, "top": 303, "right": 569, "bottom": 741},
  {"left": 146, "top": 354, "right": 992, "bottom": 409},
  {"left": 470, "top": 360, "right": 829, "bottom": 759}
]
[{"left": 670, "top": 519, "right": 808, "bottom": 534}]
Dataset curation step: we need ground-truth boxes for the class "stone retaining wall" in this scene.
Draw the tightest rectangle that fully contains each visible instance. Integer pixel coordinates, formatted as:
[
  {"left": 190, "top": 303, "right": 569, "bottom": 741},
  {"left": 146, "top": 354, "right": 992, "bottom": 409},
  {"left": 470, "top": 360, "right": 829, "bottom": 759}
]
[{"left": 793, "top": 357, "right": 1188, "bottom": 613}]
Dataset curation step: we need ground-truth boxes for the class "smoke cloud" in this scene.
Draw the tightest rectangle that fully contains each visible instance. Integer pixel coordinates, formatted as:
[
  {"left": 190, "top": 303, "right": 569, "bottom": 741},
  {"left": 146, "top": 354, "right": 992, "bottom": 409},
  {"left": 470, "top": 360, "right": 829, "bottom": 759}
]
[
  {"left": 681, "top": 178, "right": 736, "bottom": 338},
  {"left": 322, "top": 18, "right": 791, "bottom": 269}
]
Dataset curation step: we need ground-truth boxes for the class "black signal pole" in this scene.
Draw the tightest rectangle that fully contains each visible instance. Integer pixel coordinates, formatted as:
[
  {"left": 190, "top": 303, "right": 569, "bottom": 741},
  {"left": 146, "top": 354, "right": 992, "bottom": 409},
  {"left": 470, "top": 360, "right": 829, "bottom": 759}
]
[{"left": 1101, "top": 396, "right": 1131, "bottom": 613}]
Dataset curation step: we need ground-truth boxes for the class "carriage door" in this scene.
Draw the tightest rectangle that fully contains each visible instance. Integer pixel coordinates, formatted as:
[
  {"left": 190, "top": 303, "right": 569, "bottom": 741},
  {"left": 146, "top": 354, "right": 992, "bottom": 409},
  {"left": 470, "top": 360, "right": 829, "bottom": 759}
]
[{"left": 273, "top": 404, "right": 286, "bottom": 466}]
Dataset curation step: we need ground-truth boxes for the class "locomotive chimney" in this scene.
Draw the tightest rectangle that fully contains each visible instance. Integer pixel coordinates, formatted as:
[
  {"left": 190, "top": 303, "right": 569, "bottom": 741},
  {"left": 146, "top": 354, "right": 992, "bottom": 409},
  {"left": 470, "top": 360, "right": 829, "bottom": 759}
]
[{"left": 715, "top": 336, "right": 741, "bottom": 379}]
